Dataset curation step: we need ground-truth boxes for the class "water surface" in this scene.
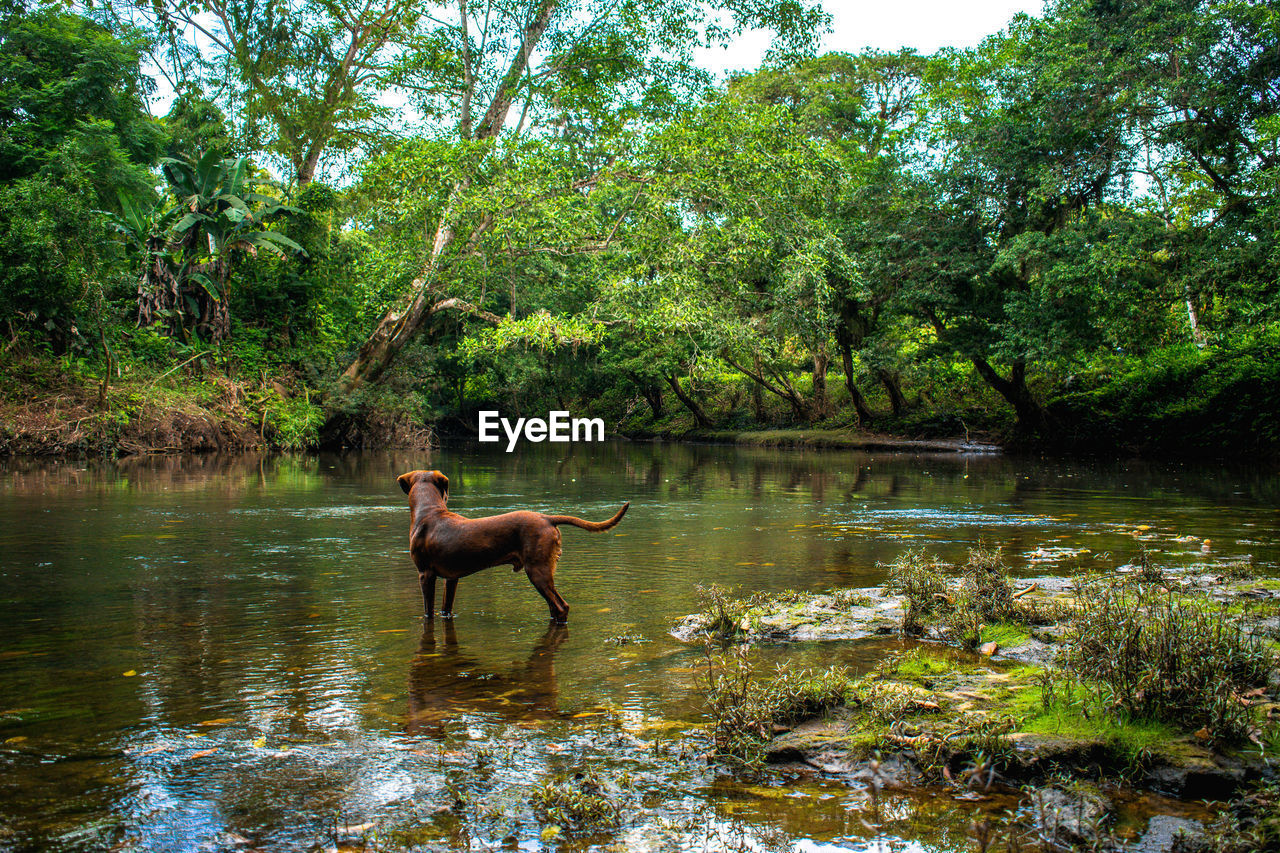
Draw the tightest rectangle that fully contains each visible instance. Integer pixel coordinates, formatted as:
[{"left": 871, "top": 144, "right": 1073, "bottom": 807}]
[{"left": 1, "top": 443, "right": 1275, "bottom": 850}]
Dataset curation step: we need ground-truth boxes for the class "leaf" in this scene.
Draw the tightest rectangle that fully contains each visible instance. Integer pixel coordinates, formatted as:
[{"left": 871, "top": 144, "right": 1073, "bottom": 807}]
[
  {"left": 173, "top": 212, "right": 205, "bottom": 234},
  {"left": 122, "top": 670, "right": 137, "bottom": 677}
]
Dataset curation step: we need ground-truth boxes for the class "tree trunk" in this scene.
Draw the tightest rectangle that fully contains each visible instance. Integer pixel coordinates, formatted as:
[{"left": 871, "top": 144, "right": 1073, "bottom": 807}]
[
  {"left": 811, "top": 346, "right": 830, "bottom": 420},
  {"left": 926, "top": 309, "right": 1049, "bottom": 436},
  {"left": 332, "top": 0, "right": 561, "bottom": 396},
  {"left": 877, "top": 368, "right": 907, "bottom": 417},
  {"left": 722, "top": 353, "right": 811, "bottom": 422},
  {"left": 1185, "top": 286, "right": 1206, "bottom": 347},
  {"left": 836, "top": 335, "right": 875, "bottom": 424},
  {"left": 970, "top": 356, "right": 1049, "bottom": 436},
  {"left": 751, "top": 381, "right": 765, "bottom": 423},
  {"left": 639, "top": 382, "right": 663, "bottom": 418},
  {"left": 664, "top": 373, "right": 712, "bottom": 428}
]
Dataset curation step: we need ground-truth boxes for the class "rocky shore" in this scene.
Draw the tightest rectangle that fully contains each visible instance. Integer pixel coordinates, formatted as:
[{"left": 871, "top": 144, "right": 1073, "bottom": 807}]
[{"left": 671, "top": 554, "right": 1280, "bottom": 850}]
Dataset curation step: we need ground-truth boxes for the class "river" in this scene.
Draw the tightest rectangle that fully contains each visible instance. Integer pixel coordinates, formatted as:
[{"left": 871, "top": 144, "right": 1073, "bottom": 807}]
[{"left": 1, "top": 443, "right": 1276, "bottom": 851}]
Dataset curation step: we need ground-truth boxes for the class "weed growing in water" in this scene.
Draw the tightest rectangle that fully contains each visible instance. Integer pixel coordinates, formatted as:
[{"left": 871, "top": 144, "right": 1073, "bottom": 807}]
[
  {"left": 1219, "top": 558, "right": 1257, "bottom": 581},
  {"left": 693, "top": 583, "right": 750, "bottom": 640},
  {"left": 832, "top": 588, "right": 875, "bottom": 608},
  {"left": 959, "top": 543, "right": 1017, "bottom": 622},
  {"left": 1182, "top": 780, "right": 1280, "bottom": 853},
  {"left": 1061, "top": 577, "right": 1276, "bottom": 744},
  {"left": 883, "top": 546, "right": 1064, "bottom": 644},
  {"left": 529, "top": 771, "right": 620, "bottom": 834},
  {"left": 701, "top": 644, "right": 854, "bottom": 766},
  {"left": 882, "top": 549, "right": 950, "bottom": 635}
]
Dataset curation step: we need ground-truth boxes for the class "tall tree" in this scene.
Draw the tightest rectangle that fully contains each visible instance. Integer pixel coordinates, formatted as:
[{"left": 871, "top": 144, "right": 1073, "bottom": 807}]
[
  {"left": 123, "top": 0, "right": 422, "bottom": 186},
  {"left": 329, "top": 0, "right": 830, "bottom": 397},
  {"left": 0, "top": 4, "right": 165, "bottom": 338}
]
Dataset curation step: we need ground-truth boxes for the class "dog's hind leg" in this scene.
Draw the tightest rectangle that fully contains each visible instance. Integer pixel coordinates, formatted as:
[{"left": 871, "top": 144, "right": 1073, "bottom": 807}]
[
  {"left": 442, "top": 578, "right": 459, "bottom": 619},
  {"left": 420, "top": 570, "right": 436, "bottom": 618},
  {"left": 525, "top": 560, "right": 569, "bottom": 624}
]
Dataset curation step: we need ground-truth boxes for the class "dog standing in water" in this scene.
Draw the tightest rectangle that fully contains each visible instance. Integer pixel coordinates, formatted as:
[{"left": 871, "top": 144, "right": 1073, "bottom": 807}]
[{"left": 397, "top": 469, "right": 629, "bottom": 623}]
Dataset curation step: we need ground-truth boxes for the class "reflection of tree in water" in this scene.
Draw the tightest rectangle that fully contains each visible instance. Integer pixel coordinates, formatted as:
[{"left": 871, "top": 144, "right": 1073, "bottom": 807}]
[{"left": 406, "top": 621, "right": 568, "bottom": 735}]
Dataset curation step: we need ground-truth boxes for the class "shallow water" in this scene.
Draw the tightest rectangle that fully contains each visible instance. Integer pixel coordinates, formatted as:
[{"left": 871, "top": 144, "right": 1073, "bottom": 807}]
[{"left": 0, "top": 443, "right": 1275, "bottom": 851}]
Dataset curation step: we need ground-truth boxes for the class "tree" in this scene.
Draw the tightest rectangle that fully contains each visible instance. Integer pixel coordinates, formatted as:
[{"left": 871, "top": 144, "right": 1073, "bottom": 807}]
[
  {"left": 731, "top": 50, "right": 929, "bottom": 422},
  {"left": 119, "top": 152, "right": 304, "bottom": 342},
  {"left": 904, "top": 13, "right": 1137, "bottom": 435},
  {"left": 330, "top": 0, "right": 830, "bottom": 398},
  {"left": 0, "top": 4, "right": 165, "bottom": 340}
]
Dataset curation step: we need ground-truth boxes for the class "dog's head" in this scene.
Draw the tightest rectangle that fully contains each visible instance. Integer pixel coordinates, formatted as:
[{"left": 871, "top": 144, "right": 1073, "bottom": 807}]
[{"left": 397, "top": 469, "right": 449, "bottom": 503}]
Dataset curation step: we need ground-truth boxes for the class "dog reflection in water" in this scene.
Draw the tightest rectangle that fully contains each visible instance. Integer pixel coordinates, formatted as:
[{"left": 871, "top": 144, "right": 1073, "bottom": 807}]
[{"left": 405, "top": 619, "right": 568, "bottom": 734}]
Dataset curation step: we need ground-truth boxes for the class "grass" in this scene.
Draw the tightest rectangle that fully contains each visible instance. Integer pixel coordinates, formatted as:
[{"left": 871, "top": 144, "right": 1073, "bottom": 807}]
[
  {"left": 881, "top": 545, "right": 1065, "bottom": 649},
  {"left": 980, "top": 622, "right": 1032, "bottom": 647},
  {"left": 1022, "top": 695, "right": 1183, "bottom": 770},
  {"left": 882, "top": 548, "right": 950, "bottom": 635}
]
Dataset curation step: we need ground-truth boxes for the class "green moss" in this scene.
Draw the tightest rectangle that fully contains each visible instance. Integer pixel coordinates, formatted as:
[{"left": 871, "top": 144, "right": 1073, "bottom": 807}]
[
  {"left": 895, "top": 651, "right": 956, "bottom": 681},
  {"left": 981, "top": 621, "right": 1031, "bottom": 647},
  {"left": 1022, "top": 703, "right": 1179, "bottom": 765}
]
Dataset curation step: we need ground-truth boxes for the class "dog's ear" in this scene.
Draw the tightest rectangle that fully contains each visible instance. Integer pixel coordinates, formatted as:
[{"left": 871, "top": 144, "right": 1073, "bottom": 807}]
[
  {"left": 429, "top": 470, "right": 449, "bottom": 501},
  {"left": 397, "top": 471, "right": 416, "bottom": 495}
]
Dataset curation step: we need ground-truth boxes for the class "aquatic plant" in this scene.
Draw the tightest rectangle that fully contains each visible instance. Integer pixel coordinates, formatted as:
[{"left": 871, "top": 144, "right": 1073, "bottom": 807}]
[
  {"left": 1061, "top": 577, "right": 1276, "bottom": 744},
  {"left": 881, "top": 549, "right": 950, "bottom": 635},
  {"left": 529, "top": 771, "right": 620, "bottom": 834},
  {"left": 832, "top": 588, "right": 875, "bottom": 608},
  {"left": 958, "top": 543, "right": 1017, "bottom": 622},
  {"left": 702, "top": 644, "right": 854, "bottom": 766},
  {"left": 1182, "top": 780, "right": 1280, "bottom": 853},
  {"left": 693, "top": 583, "right": 751, "bottom": 640}
]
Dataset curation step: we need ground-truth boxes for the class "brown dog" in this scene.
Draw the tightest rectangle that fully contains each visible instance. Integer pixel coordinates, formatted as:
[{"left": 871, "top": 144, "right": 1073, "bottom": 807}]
[{"left": 398, "top": 469, "right": 628, "bottom": 623}]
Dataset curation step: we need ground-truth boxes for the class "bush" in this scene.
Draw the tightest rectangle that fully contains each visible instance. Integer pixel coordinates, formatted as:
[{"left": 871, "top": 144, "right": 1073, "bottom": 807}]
[
  {"left": 1061, "top": 578, "right": 1276, "bottom": 744},
  {"left": 1050, "top": 329, "right": 1280, "bottom": 456},
  {"left": 703, "top": 644, "right": 854, "bottom": 766},
  {"left": 957, "top": 544, "right": 1017, "bottom": 622},
  {"left": 882, "top": 549, "right": 950, "bottom": 635},
  {"left": 264, "top": 391, "right": 324, "bottom": 450}
]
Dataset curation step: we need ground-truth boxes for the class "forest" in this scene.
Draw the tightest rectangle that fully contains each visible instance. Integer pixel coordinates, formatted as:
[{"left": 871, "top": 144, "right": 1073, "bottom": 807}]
[{"left": 1, "top": 0, "right": 1278, "bottom": 456}]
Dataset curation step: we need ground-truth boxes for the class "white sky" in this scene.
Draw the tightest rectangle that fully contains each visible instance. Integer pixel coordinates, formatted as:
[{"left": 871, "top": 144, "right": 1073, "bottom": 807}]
[{"left": 697, "top": 0, "right": 1047, "bottom": 76}]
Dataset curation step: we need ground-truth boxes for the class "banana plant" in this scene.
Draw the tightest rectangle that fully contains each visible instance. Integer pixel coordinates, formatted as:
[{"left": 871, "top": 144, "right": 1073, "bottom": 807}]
[{"left": 117, "top": 150, "right": 305, "bottom": 342}]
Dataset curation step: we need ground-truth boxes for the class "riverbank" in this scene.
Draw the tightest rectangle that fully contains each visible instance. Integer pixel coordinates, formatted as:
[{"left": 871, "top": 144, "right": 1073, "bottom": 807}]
[
  {"left": 671, "top": 549, "right": 1280, "bottom": 851},
  {"left": 0, "top": 361, "right": 989, "bottom": 458},
  {"left": 672, "top": 429, "right": 999, "bottom": 453},
  {"left": 0, "top": 357, "right": 431, "bottom": 456}
]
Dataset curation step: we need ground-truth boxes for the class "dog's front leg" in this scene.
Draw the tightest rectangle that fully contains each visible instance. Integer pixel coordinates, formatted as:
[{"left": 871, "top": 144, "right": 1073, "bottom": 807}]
[
  {"left": 420, "top": 570, "right": 436, "bottom": 618},
  {"left": 442, "top": 578, "right": 459, "bottom": 619}
]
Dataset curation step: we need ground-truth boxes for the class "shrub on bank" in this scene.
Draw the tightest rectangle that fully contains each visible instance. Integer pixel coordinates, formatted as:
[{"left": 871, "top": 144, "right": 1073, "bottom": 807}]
[
  {"left": 1062, "top": 578, "right": 1275, "bottom": 745},
  {"left": 1049, "top": 329, "right": 1280, "bottom": 456},
  {"left": 703, "top": 644, "right": 854, "bottom": 765}
]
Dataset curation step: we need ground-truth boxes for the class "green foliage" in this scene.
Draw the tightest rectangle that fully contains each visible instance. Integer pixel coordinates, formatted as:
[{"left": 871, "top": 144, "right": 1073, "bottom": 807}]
[
  {"left": 529, "top": 771, "right": 620, "bottom": 834},
  {"left": 702, "top": 644, "right": 854, "bottom": 766},
  {"left": 6, "top": 0, "right": 1280, "bottom": 457},
  {"left": 1050, "top": 329, "right": 1280, "bottom": 454},
  {"left": 263, "top": 392, "right": 324, "bottom": 451},
  {"left": 0, "top": 5, "right": 164, "bottom": 195},
  {"left": 0, "top": 4, "right": 163, "bottom": 341},
  {"left": 0, "top": 173, "right": 103, "bottom": 335},
  {"left": 1062, "top": 577, "right": 1276, "bottom": 745},
  {"left": 881, "top": 549, "right": 949, "bottom": 635}
]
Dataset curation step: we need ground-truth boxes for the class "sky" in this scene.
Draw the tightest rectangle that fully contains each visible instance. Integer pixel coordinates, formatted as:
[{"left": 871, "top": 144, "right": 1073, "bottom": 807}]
[{"left": 697, "top": 0, "right": 1047, "bottom": 76}]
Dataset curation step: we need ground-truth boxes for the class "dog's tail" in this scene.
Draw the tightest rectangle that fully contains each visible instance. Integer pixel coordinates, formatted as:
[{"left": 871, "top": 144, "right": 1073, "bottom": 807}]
[{"left": 544, "top": 502, "right": 629, "bottom": 532}]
